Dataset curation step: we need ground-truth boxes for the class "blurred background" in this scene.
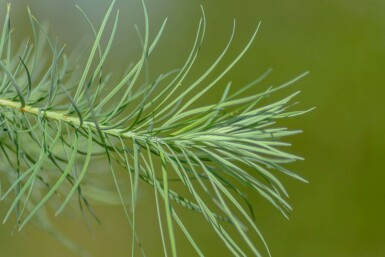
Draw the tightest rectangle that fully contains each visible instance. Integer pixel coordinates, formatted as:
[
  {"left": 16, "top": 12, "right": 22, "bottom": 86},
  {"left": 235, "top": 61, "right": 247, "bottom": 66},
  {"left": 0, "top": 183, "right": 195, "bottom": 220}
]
[{"left": 1, "top": 0, "right": 384, "bottom": 256}]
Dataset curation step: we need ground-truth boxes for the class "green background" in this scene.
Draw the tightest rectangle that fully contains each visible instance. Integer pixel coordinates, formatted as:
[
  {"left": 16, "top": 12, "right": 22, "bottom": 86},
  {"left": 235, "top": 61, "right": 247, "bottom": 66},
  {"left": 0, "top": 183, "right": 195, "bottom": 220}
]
[{"left": 1, "top": 0, "right": 384, "bottom": 256}]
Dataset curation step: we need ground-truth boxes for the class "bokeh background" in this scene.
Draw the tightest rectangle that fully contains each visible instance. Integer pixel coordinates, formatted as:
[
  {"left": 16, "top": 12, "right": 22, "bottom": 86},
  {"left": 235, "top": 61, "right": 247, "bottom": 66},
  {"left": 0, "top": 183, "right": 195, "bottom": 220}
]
[{"left": 1, "top": 0, "right": 384, "bottom": 256}]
